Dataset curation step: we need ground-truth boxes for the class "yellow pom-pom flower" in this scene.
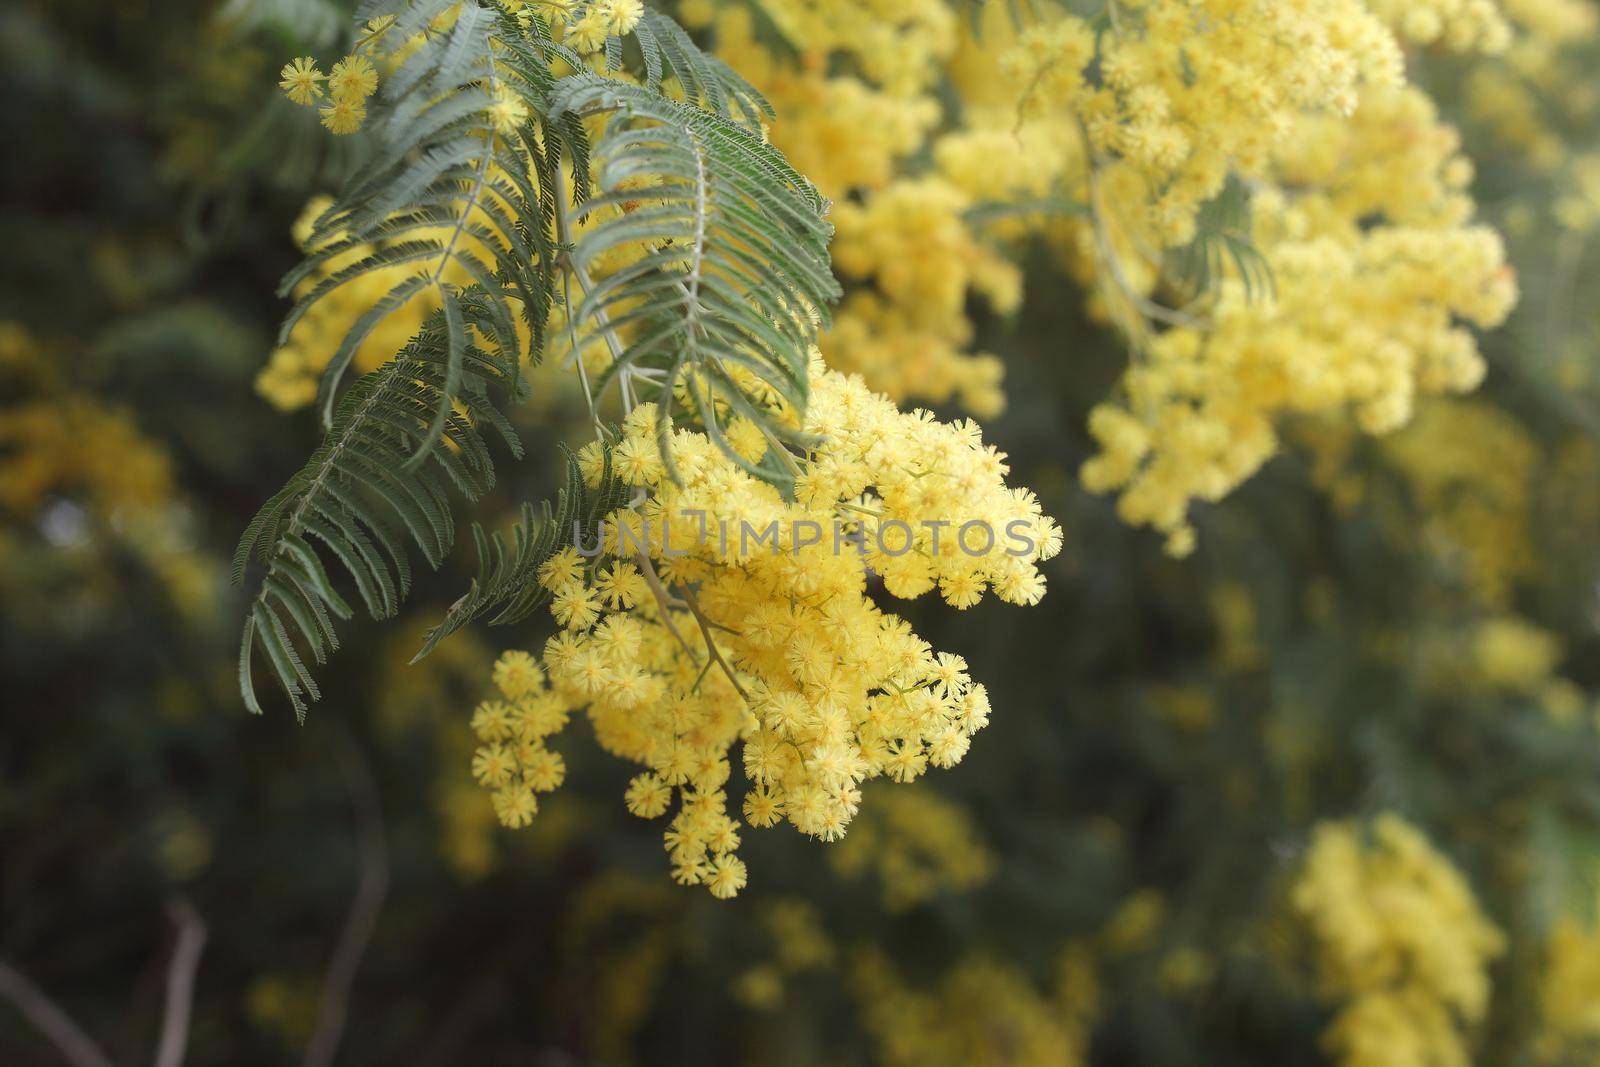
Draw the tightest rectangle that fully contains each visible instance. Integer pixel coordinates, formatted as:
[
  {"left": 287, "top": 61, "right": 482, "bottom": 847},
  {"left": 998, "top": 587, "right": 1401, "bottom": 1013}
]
[
  {"left": 319, "top": 98, "right": 367, "bottom": 135},
  {"left": 278, "top": 57, "right": 324, "bottom": 106},
  {"left": 328, "top": 54, "right": 379, "bottom": 103}
]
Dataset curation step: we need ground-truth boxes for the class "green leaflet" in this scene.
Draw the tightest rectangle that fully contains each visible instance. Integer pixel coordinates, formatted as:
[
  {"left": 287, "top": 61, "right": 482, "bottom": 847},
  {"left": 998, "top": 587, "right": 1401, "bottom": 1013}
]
[
  {"left": 550, "top": 74, "right": 839, "bottom": 483},
  {"left": 236, "top": 293, "right": 519, "bottom": 720},
  {"left": 1169, "top": 175, "right": 1277, "bottom": 304},
  {"left": 285, "top": 0, "right": 531, "bottom": 449},
  {"left": 412, "top": 444, "right": 633, "bottom": 663}
]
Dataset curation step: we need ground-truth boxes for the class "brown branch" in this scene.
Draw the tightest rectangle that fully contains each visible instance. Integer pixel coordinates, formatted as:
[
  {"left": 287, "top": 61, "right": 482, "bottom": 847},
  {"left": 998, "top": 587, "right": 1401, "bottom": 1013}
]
[
  {"left": 302, "top": 733, "right": 389, "bottom": 1067},
  {"left": 153, "top": 898, "right": 207, "bottom": 1067},
  {"left": 0, "top": 959, "right": 114, "bottom": 1067},
  {"left": 633, "top": 551, "right": 695, "bottom": 658},
  {"left": 679, "top": 582, "right": 748, "bottom": 701}
]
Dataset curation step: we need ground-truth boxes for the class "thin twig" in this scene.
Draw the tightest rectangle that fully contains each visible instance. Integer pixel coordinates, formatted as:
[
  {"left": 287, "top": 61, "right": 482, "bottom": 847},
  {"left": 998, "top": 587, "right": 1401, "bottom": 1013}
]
[
  {"left": 1546, "top": 227, "right": 1586, "bottom": 359},
  {"left": 153, "top": 898, "right": 207, "bottom": 1067},
  {"left": 1105, "top": 0, "right": 1126, "bottom": 34},
  {"left": 1076, "top": 123, "right": 1210, "bottom": 353},
  {"left": 1090, "top": 176, "right": 1207, "bottom": 330},
  {"left": 551, "top": 162, "right": 610, "bottom": 437},
  {"left": 0, "top": 960, "right": 114, "bottom": 1067},
  {"left": 427, "top": 65, "right": 495, "bottom": 294},
  {"left": 633, "top": 552, "right": 695, "bottom": 657},
  {"left": 678, "top": 582, "right": 748, "bottom": 701},
  {"left": 302, "top": 733, "right": 389, "bottom": 1067},
  {"left": 551, "top": 159, "right": 650, "bottom": 421},
  {"left": 705, "top": 351, "right": 804, "bottom": 479}
]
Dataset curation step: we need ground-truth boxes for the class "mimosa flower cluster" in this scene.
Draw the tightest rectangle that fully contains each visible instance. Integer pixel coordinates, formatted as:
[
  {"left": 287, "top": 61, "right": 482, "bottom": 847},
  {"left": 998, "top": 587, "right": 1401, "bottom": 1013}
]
[
  {"left": 828, "top": 785, "right": 995, "bottom": 912},
  {"left": 1079, "top": 88, "right": 1516, "bottom": 554},
  {"left": 278, "top": 21, "right": 383, "bottom": 135},
  {"left": 1292, "top": 814, "right": 1505, "bottom": 1067},
  {"left": 703, "top": 5, "right": 1010, "bottom": 416},
  {"left": 514, "top": 0, "right": 645, "bottom": 54},
  {"left": 256, "top": 198, "right": 455, "bottom": 410},
  {"left": 1463, "top": 0, "right": 1597, "bottom": 172},
  {"left": 0, "top": 326, "right": 217, "bottom": 621},
  {"left": 1380, "top": 399, "right": 1536, "bottom": 603},
  {"left": 1537, "top": 904, "right": 1600, "bottom": 1061},
  {"left": 829, "top": 179, "right": 1021, "bottom": 419},
  {"left": 718, "top": 0, "right": 957, "bottom": 96},
  {"left": 466, "top": 362, "right": 1058, "bottom": 897},
  {"left": 851, "top": 946, "right": 1098, "bottom": 1067},
  {"left": 1026, "top": 0, "right": 1404, "bottom": 248},
  {"left": 680, "top": 0, "right": 1531, "bottom": 559},
  {"left": 1366, "top": 0, "right": 1511, "bottom": 51}
]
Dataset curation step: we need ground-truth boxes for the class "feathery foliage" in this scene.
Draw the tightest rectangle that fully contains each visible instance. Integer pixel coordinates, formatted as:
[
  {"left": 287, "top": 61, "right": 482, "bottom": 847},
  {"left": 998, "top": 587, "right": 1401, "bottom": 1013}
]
[
  {"left": 235, "top": 1, "right": 840, "bottom": 716},
  {"left": 552, "top": 73, "right": 839, "bottom": 482},
  {"left": 235, "top": 294, "right": 520, "bottom": 719},
  {"left": 1169, "top": 176, "right": 1276, "bottom": 303},
  {"left": 634, "top": 9, "right": 773, "bottom": 126},
  {"left": 282, "top": 0, "right": 538, "bottom": 442},
  {"left": 412, "top": 444, "right": 632, "bottom": 662}
]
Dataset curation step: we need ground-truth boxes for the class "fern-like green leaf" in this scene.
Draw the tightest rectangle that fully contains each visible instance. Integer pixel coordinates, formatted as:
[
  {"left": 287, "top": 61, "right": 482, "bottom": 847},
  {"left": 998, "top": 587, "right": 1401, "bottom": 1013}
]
[
  {"left": 238, "top": 3, "right": 842, "bottom": 715},
  {"left": 634, "top": 10, "right": 773, "bottom": 126},
  {"left": 549, "top": 74, "right": 839, "bottom": 481},
  {"left": 412, "top": 443, "right": 633, "bottom": 662},
  {"left": 280, "top": 0, "right": 534, "bottom": 454},
  {"left": 1170, "top": 176, "right": 1276, "bottom": 303},
  {"left": 235, "top": 293, "right": 521, "bottom": 720}
]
